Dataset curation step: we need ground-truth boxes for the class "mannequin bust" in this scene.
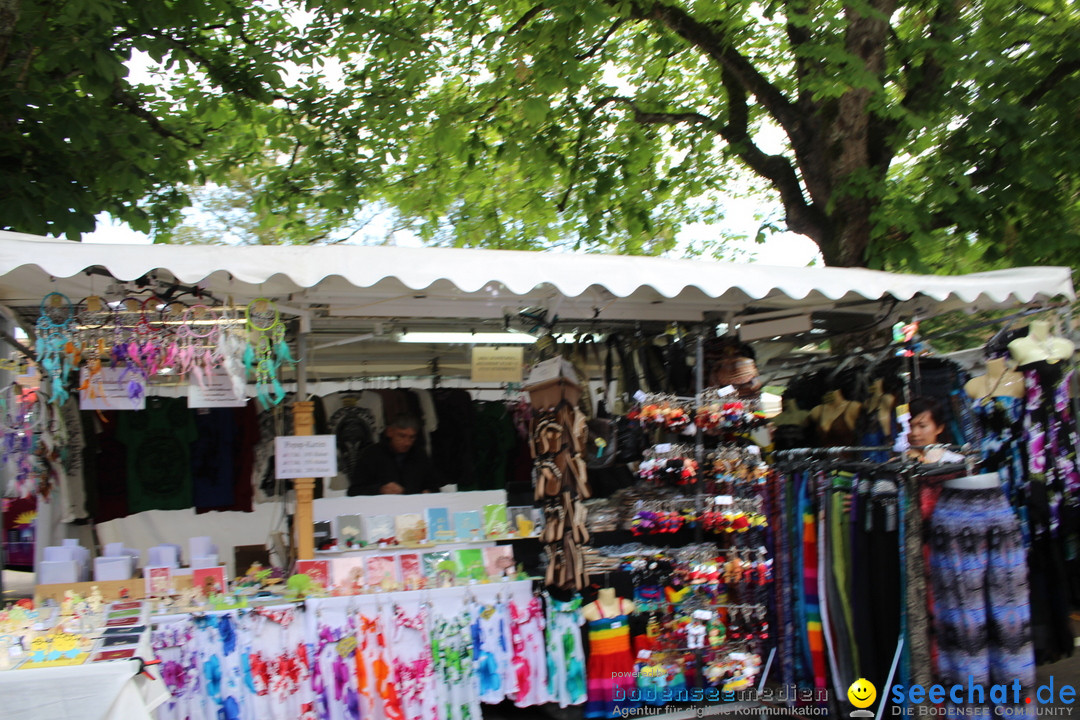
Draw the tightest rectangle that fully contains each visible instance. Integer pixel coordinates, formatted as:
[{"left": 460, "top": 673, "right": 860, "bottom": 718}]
[
  {"left": 863, "top": 378, "right": 896, "bottom": 437},
  {"left": 582, "top": 587, "right": 635, "bottom": 622},
  {"left": 1007, "top": 319, "right": 1074, "bottom": 366},
  {"left": 770, "top": 396, "right": 810, "bottom": 428},
  {"left": 964, "top": 357, "right": 1025, "bottom": 400},
  {"left": 808, "top": 389, "right": 863, "bottom": 446}
]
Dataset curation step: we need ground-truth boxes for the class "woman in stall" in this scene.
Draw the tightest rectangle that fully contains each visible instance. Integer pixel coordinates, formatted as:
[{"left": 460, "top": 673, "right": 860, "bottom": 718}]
[{"left": 903, "top": 396, "right": 964, "bottom": 464}]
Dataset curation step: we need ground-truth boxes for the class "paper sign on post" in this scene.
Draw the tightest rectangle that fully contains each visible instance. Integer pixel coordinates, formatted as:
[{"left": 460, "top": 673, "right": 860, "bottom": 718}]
[
  {"left": 471, "top": 346, "right": 524, "bottom": 383},
  {"left": 79, "top": 367, "right": 145, "bottom": 410},
  {"left": 274, "top": 435, "right": 337, "bottom": 479},
  {"left": 188, "top": 369, "right": 248, "bottom": 408}
]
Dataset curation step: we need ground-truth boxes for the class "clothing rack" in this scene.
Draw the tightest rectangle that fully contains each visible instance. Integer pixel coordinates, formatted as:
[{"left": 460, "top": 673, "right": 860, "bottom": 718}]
[
  {"left": 760, "top": 302, "right": 1066, "bottom": 385},
  {"left": 773, "top": 445, "right": 979, "bottom": 481},
  {"left": 774, "top": 445, "right": 896, "bottom": 458},
  {"left": 774, "top": 443, "right": 968, "bottom": 460}
]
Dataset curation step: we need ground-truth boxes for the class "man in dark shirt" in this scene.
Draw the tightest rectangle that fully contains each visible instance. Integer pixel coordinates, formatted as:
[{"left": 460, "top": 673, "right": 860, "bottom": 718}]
[{"left": 346, "top": 415, "right": 441, "bottom": 495}]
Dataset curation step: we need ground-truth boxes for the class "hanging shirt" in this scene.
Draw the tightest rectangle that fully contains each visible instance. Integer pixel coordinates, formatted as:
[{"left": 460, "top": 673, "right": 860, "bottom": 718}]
[
  {"left": 57, "top": 397, "right": 88, "bottom": 522},
  {"left": 321, "top": 391, "right": 383, "bottom": 492},
  {"left": 117, "top": 396, "right": 197, "bottom": 514},
  {"left": 190, "top": 407, "right": 238, "bottom": 511}
]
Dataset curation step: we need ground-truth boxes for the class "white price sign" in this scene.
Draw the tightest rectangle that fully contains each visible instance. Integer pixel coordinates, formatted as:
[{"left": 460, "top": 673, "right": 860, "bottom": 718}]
[
  {"left": 79, "top": 367, "right": 145, "bottom": 410},
  {"left": 274, "top": 435, "right": 338, "bottom": 479},
  {"left": 188, "top": 368, "right": 248, "bottom": 408}
]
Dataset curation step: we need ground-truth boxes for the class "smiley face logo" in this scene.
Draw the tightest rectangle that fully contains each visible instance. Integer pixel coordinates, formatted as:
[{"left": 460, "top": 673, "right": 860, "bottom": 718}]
[{"left": 848, "top": 678, "right": 877, "bottom": 709}]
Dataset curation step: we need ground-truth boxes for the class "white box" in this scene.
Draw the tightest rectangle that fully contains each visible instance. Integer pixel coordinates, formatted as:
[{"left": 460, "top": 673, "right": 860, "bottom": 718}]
[
  {"left": 147, "top": 545, "right": 180, "bottom": 568},
  {"left": 190, "top": 536, "right": 216, "bottom": 560},
  {"left": 524, "top": 357, "right": 579, "bottom": 388},
  {"left": 38, "top": 560, "right": 80, "bottom": 585},
  {"left": 94, "top": 556, "right": 132, "bottom": 581}
]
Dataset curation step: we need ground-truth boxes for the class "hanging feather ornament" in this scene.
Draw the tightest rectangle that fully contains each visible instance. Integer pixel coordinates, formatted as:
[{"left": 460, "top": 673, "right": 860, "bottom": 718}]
[
  {"left": 34, "top": 292, "right": 78, "bottom": 405},
  {"left": 245, "top": 298, "right": 290, "bottom": 409}
]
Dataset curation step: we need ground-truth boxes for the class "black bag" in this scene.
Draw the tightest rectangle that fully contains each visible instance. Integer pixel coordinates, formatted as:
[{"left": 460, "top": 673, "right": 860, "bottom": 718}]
[
  {"left": 584, "top": 418, "right": 618, "bottom": 470},
  {"left": 613, "top": 416, "right": 646, "bottom": 464}
]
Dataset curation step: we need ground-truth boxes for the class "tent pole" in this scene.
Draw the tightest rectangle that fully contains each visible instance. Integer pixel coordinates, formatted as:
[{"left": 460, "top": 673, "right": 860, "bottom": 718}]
[
  {"left": 0, "top": 497, "right": 5, "bottom": 598},
  {"left": 296, "top": 330, "right": 308, "bottom": 401},
  {"left": 291, "top": 401, "right": 316, "bottom": 560}
]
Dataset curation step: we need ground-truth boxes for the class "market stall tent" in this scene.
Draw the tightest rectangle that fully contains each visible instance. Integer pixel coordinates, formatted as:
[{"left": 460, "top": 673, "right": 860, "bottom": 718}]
[
  {"left": 0, "top": 231, "right": 1073, "bottom": 381},
  {"left": 0, "top": 231, "right": 1074, "bottom": 571}
]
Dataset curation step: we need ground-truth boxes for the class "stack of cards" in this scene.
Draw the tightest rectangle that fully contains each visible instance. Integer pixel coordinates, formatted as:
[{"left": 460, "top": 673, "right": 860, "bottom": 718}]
[{"left": 91, "top": 600, "right": 148, "bottom": 662}]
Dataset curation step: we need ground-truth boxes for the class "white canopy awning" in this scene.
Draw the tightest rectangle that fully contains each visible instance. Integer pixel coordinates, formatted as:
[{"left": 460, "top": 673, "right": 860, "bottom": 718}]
[
  {"left": 0, "top": 231, "right": 1072, "bottom": 322},
  {"left": 0, "top": 231, "right": 1072, "bottom": 377}
]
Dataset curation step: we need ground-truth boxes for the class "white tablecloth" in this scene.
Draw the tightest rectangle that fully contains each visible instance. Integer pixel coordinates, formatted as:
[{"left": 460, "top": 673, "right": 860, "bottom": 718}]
[{"left": 2, "top": 652, "right": 169, "bottom": 720}]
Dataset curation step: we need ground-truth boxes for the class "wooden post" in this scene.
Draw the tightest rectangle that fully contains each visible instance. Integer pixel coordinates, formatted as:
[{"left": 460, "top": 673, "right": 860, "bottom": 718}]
[{"left": 291, "top": 401, "right": 316, "bottom": 560}]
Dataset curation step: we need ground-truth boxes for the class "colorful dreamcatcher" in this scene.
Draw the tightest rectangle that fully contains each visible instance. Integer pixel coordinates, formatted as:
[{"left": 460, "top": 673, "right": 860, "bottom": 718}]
[
  {"left": 75, "top": 295, "right": 112, "bottom": 401},
  {"left": 108, "top": 295, "right": 165, "bottom": 404},
  {"left": 0, "top": 385, "right": 47, "bottom": 498},
  {"left": 244, "top": 298, "right": 295, "bottom": 408},
  {"left": 171, "top": 303, "right": 222, "bottom": 386},
  {"left": 35, "top": 292, "right": 79, "bottom": 405},
  {"left": 215, "top": 304, "right": 248, "bottom": 401}
]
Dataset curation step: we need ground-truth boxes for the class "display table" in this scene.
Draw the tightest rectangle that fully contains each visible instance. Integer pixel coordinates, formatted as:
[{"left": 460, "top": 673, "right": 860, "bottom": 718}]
[{"left": 2, "top": 652, "right": 169, "bottom": 720}]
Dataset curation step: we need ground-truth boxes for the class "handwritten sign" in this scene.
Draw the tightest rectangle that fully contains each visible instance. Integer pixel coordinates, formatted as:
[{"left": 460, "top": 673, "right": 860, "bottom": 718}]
[
  {"left": 188, "top": 368, "right": 248, "bottom": 408},
  {"left": 471, "top": 346, "right": 524, "bottom": 383},
  {"left": 79, "top": 367, "right": 145, "bottom": 410},
  {"left": 274, "top": 435, "right": 337, "bottom": 479}
]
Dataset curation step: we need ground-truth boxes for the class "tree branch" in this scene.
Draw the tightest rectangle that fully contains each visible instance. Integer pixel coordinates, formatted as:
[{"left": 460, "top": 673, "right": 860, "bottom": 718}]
[
  {"left": 109, "top": 85, "right": 190, "bottom": 143},
  {"left": 781, "top": 0, "right": 817, "bottom": 94},
  {"left": 0, "top": 0, "right": 21, "bottom": 71},
  {"left": 717, "top": 71, "right": 827, "bottom": 242},
  {"left": 590, "top": 95, "right": 714, "bottom": 126},
  {"left": 898, "top": 0, "right": 960, "bottom": 117},
  {"left": 623, "top": 0, "right": 802, "bottom": 139},
  {"left": 561, "top": 92, "right": 826, "bottom": 241},
  {"left": 506, "top": 4, "right": 546, "bottom": 35},
  {"left": 575, "top": 19, "right": 625, "bottom": 61},
  {"left": 1020, "top": 58, "right": 1080, "bottom": 107},
  {"left": 117, "top": 28, "right": 288, "bottom": 102}
]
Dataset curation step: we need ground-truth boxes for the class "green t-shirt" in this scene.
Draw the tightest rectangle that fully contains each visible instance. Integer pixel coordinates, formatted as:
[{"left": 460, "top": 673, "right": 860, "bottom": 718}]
[{"left": 118, "top": 397, "right": 198, "bottom": 514}]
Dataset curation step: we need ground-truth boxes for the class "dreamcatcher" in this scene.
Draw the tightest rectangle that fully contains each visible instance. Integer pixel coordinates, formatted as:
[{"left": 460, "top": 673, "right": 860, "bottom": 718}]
[
  {"left": 212, "top": 304, "right": 247, "bottom": 400},
  {"left": 34, "top": 292, "right": 79, "bottom": 405},
  {"left": 75, "top": 295, "right": 112, "bottom": 401},
  {"left": 244, "top": 298, "right": 295, "bottom": 408},
  {"left": 0, "top": 385, "right": 47, "bottom": 498},
  {"left": 109, "top": 295, "right": 163, "bottom": 403},
  {"left": 171, "top": 303, "right": 221, "bottom": 386}
]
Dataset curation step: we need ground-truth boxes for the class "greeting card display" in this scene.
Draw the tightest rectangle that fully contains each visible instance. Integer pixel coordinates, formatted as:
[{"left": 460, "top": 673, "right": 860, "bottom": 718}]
[
  {"left": 424, "top": 507, "right": 453, "bottom": 543},
  {"left": 92, "top": 648, "right": 137, "bottom": 662},
  {"left": 454, "top": 548, "right": 486, "bottom": 582},
  {"left": 366, "top": 515, "right": 396, "bottom": 544},
  {"left": 22, "top": 631, "right": 90, "bottom": 668},
  {"left": 423, "top": 551, "right": 456, "bottom": 587},
  {"left": 101, "top": 634, "right": 141, "bottom": 648},
  {"left": 294, "top": 560, "right": 330, "bottom": 589},
  {"left": 483, "top": 545, "right": 516, "bottom": 579},
  {"left": 507, "top": 506, "right": 540, "bottom": 537},
  {"left": 453, "top": 510, "right": 482, "bottom": 541},
  {"left": 144, "top": 566, "right": 172, "bottom": 598},
  {"left": 192, "top": 566, "right": 227, "bottom": 597},
  {"left": 394, "top": 513, "right": 426, "bottom": 544},
  {"left": 330, "top": 557, "right": 366, "bottom": 594},
  {"left": 482, "top": 504, "right": 510, "bottom": 537},
  {"left": 399, "top": 553, "right": 424, "bottom": 590},
  {"left": 365, "top": 555, "right": 400, "bottom": 590},
  {"left": 336, "top": 514, "right": 365, "bottom": 547}
]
